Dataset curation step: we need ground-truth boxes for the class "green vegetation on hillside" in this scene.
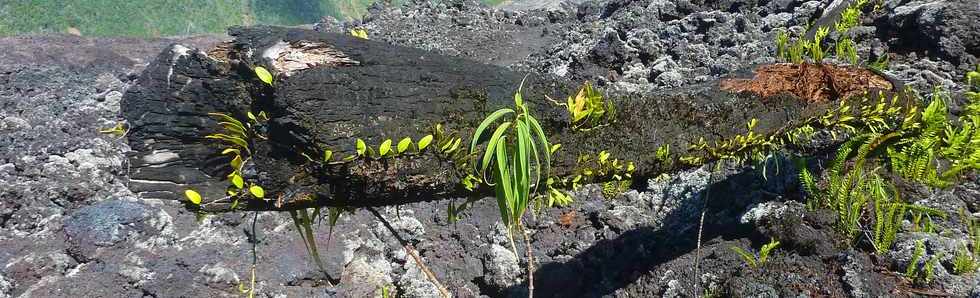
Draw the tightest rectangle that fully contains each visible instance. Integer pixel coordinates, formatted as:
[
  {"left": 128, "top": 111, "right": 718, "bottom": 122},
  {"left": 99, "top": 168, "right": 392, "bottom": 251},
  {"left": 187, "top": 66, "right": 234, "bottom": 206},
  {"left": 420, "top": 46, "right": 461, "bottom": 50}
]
[{"left": 0, "top": 0, "right": 506, "bottom": 37}]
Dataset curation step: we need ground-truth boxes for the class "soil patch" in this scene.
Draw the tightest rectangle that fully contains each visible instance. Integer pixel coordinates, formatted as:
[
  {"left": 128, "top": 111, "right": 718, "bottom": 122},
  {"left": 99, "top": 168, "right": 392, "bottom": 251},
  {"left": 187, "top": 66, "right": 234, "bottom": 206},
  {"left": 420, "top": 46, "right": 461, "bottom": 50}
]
[{"left": 720, "top": 63, "right": 893, "bottom": 103}]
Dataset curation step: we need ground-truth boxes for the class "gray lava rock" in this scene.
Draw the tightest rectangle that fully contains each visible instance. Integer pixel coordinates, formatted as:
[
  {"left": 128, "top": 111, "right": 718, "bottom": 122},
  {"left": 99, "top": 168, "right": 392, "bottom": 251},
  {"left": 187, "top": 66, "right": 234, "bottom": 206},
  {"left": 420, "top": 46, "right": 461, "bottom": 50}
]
[
  {"left": 882, "top": 0, "right": 979, "bottom": 66},
  {"left": 63, "top": 200, "right": 152, "bottom": 261}
]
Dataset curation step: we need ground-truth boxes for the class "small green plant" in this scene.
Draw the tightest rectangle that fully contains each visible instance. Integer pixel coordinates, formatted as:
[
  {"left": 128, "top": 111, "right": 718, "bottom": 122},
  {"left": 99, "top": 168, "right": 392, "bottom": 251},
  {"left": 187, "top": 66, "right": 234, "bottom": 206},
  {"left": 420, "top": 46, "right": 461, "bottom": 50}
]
[
  {"left": 921, "top": 254, "right": 940, "bottom": 284},
  {"left": 98, "top": 121, "right": 128, "bottom": 137},
  {"left": 905, "top": 239, "right": 926, "bottom": 279},
  {"left": 800, "top": 136, "right": 890, "bottom": 242},
  {"left": 776, "top": 0, "right": 870, "bottom": 65},
  {"left": 470, "top": 78, "right": 553, "bottom": 294},
  {"left": 872, "top": 195, "right": 906, "bottom": 254},
  {"left": 810, "top": 27, "right": 830, "bottom": 63},
  {"left": 379, "top": 284, "right": 393, "bottom": 298},
  {"left": 835, "top": 36, "right": 858, "bottom": 65},
  {"left": 953, "top": 244, "right": 978, "bottom": 275},
  {"left": 786, "top": 37, "right": 809, "bottom": 64},
  {"left": 184, "top": 111, "right": 269, "bottom": 207},
  {"left": 953, "top": 208, "right": 979, "bottom": 275},
  {"left": 289, "top": 207, "right": 332, "bottom": 281},
  {"left": 349, "top": 28, "right": 368, "bottom": 39},
  {"left": 908, "top": 205, "right": 945, "bottom": 233},
  {"left": 547, "top": 82, "right": 616, "bottom": 131},
  {"left": 887, "top": 87, "right": 980, "bottom": 188},
  {"left": 870, "top": 55, "right": 889, "bottom": 72},
  {"left": 835, "top": 0, "right": 868, "bottom": 33},
  {"left": 775, "top": 30, "right": 790, "bottom": 60},
  {"left": 730, "top": 238, "right": 780, "bottom": 268}
]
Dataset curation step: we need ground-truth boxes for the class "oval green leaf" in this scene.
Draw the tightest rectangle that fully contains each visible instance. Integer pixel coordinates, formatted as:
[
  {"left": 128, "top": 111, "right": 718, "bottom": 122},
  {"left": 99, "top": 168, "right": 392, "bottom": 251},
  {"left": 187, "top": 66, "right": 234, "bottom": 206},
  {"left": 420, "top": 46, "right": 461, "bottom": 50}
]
[
  {"left": 397, "top": 137, "right": 412, "bottom": 153},
  {"left": 254, "top": 66, "right": 273, "bottom": 85},
  {"left": 379, "top": 139, "right": 392, "bottom": 156},
  {"left": 323, "top": 150, "right": 333, "bottom": 162},
  {"left": 230, "top": 174, "right": 244, "bottom": 189},
  {"left": 418, "top": 135, "right": 434, "bottom": 151},
  {"left": 356, "top": 139, "right": 367, "bottom": 156},
  {"left": 184, "top": 189, "right": 202, "bottom": 205},
  {"left": 230, "top": 154, "right": 243, "bottom": 170},
  {"left": 249, "top": 185, "right": 265, "bottom": 199}
]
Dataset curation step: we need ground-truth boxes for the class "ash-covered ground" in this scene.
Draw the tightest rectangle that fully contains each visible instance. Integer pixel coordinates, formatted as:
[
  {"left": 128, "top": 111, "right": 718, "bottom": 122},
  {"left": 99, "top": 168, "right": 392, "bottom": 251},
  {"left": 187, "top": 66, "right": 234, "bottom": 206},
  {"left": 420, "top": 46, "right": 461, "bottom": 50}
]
[{"left": 2, "top": 0, "right": 979, "bottom": 297}]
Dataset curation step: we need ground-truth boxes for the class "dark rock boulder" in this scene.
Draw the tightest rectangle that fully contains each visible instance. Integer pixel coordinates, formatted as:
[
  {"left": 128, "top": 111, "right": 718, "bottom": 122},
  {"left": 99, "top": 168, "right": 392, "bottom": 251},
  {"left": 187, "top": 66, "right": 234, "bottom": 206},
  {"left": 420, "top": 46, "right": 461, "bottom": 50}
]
[{"left": 879, "top": 0, "right": 980, "bottom": 67}]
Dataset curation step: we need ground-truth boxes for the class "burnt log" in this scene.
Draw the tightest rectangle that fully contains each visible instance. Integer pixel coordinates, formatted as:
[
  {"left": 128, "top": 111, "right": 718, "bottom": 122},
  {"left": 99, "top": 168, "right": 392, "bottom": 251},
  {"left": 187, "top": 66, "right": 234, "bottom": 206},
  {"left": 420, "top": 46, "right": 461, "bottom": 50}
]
[{"left": 122, "top": 26, "right": 898, "bottom": 212}]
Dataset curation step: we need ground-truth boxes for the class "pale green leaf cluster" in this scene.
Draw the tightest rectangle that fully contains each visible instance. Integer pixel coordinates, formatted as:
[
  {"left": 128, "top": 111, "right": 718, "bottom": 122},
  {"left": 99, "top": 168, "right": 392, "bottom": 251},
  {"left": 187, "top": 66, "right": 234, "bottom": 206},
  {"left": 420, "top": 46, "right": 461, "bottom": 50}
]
[
  {"left": 731, "top": 238, "right": 780, "bottom": 269},
  {"left": 185, "top": 111, "right": 269, "bottom": 207},
  {"left": 349, "top": 28, "right": 368, "bottom": 39},
  {"left": 547, "top": 82, "right": 616, "bottom": 131},
  {"left": 552, "top": 150, "right": 635, "bottom": 198}
]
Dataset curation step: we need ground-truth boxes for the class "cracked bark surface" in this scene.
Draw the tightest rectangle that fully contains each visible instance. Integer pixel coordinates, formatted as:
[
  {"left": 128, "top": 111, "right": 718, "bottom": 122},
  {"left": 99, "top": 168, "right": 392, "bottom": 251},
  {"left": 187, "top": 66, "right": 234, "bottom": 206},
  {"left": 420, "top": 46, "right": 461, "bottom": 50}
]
[{"left": 122, "top": 26, "right": 895, "bottom": 212}]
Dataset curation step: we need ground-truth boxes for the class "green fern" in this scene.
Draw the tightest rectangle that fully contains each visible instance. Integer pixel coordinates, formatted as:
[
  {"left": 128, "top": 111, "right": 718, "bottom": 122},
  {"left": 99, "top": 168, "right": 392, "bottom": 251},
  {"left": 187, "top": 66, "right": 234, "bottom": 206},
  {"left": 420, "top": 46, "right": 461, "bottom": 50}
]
[
  {"left": 953, "top": 244, "right": 977, "bottom": 275},
  {"left": 905, "top": 239, "right": 926, "bottom": 279},
  {"left": 758, "top": 238, "right": 780, "bottom": 264},
  {"left": 872, "top": 197, "right": 906, "bottom": 254},
  {"left": 731, "top": 238, "right": 780, "bottom": 269}
]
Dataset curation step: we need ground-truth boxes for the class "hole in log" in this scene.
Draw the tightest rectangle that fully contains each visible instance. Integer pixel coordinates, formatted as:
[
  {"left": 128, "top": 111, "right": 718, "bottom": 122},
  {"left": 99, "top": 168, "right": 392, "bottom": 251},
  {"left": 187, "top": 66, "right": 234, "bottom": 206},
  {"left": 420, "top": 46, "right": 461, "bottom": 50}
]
[
  {"left": 719, "top": 63, "right": 893, "bottom": 103},
  {"left": 262, "top": 40, "right": 360, "bottom": 77}
]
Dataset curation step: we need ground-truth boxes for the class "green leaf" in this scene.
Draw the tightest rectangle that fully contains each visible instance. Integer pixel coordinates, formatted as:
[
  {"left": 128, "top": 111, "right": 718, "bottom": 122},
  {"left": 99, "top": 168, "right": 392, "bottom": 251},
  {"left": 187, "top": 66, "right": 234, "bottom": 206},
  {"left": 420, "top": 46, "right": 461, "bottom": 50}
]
[
  {"left": 526, "top": 115, "right": 551, "bottom": 178},
  {"left": 598, "top": 151, "right": 610, "bottom": 163},
  {"left": 515, "top": 120, "right": 532, "bottom": 219},
  {"left": 230, "top": 154, "right": 243, "bottom": 170},
  {"left": 218, "top": 121, "right": 247, "bottom": 138},
  {"left": 205, "top": 134, "right": 249, "bottom": 152},
  {"left": 208, "top": 113, "right": 244, "bottom": 129},
  {"left": 356, "top": 139, "right": 367, "bottom": 156},
  {"left": 249, "top": 185, "right": 265, "bottom": 199},
  {"left": 379, "top": 139, "right": 393, "bottom": 157},
  {"left": 397, "top": 137, "right": 412, "bottom": 153},
  {"left": 185, "top": 189, "right": 202, "bottom": 205},
  {"left": 323, "top": 150, "right": 333, "bottom": 162},
  {"left": 349, "top": 28, "right": 368, "bottom": 39},
  {"left": 515, "top": 75, "right": 528, "bottom": 107},
  {"left": 731, "top": 246, "right": 758, "bottom": 268},
  {"left": 470, "top": 109, "right": 515, "bottom": 155},
  {"left": 418, "top": 135, "right": 434, "bottom": 151},
  {"left": 445, "top": 137, "right": 461, "bottom": 154},
  {"left": 221, "top": 148, "right": 240, "bottom": 155},
  {"left": 230, "top": 174, "right": 244, "bottom": 189},
  {"left": 550, "top": 143, "right": 561, "bottom": 154},
  {"left": 481, "top": 122, "right": 513, "bottom": 179},
  {"left": 254, "top": 66, "right": 274, "bottom": 85},
  {"left": 495, "top": 135, "right": 514, "bottom": 225}
]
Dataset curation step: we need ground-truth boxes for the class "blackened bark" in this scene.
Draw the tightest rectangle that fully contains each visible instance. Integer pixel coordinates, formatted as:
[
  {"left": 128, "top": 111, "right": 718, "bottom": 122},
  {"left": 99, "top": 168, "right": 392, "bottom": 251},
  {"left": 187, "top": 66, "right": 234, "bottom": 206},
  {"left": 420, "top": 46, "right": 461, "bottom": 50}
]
[{"left": 122, "top": 26, "right": 891, "bottom": 212}]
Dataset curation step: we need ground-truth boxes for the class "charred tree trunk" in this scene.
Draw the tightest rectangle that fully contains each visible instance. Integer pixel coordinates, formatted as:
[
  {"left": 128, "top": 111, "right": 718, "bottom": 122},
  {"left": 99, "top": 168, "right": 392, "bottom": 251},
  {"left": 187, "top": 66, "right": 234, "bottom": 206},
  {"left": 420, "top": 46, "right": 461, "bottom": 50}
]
[{"left": 122, "top": 26, "right": 898, "bottom": 212}]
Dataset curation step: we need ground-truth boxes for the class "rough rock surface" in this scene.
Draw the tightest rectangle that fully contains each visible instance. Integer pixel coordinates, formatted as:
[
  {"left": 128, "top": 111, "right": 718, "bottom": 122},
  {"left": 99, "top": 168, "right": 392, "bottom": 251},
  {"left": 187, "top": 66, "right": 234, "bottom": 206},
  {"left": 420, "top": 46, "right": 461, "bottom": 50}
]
[{"left": 2, "top": 0, "right": 980, "bottom": 297}]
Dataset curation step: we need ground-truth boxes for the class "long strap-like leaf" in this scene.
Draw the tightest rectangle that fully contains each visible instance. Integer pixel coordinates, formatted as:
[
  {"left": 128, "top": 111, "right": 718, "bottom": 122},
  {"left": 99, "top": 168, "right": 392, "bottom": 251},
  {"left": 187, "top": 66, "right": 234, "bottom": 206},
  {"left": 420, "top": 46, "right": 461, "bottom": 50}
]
[
  {"left": 471, "top": 109, "right": 515, "bottom": 161},
  {"left": 481, "top": 122, "right": 512, "bottom": 185}
]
